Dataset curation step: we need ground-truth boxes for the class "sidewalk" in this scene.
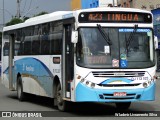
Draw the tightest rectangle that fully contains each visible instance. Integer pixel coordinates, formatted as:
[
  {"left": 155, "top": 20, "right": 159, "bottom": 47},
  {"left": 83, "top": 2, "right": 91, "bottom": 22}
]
[
  {"left": 156, "top": 72, "right": 160, "bottom": 76},
  {"left": 156, "top": 72, "right": 160, "bottom": 80}
]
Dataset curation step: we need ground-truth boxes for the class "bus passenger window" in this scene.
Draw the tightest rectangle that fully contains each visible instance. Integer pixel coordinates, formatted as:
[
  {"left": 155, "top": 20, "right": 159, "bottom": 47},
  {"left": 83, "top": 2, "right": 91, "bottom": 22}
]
[
  {"left": 24, "top": 40, "right": 32, "bottom": 55},
  {"left": 41, "top": 39, "right": 50, "bottom": 55},
  {"left": 32, "top": 40, "right": 40, "bottom": 55},
  {"left": 3, "top": 42, "right": 10, "bottom": 56},
  {"left": 41, "top": 23, "right": 50, "bottom": 55},
  {"left": 50, "top": 32, "right": 62, "bottom": 54}
]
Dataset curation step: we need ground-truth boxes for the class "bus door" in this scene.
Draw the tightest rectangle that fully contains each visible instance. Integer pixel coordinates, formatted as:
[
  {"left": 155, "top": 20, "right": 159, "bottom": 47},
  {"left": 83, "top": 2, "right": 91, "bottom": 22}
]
[
  {"left": 62, "top": 24, "right": 74, "bottom": 99},
  {"left": 2, "top": 39, "right": 10, "bottom": 88}
]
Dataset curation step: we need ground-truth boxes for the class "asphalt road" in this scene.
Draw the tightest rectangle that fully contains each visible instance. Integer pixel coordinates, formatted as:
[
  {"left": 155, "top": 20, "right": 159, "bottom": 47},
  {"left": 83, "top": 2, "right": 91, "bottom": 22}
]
[{"left": 0, "top": 76, "right": 160, "bottom": 120}]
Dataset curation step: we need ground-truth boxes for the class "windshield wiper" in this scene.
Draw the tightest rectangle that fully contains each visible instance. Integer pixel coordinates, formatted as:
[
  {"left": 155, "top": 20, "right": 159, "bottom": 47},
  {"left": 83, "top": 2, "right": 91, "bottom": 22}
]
[
  {"left": 97, "top": 24, "right": 112, "bottom": 46},
  {"left": 126, "top": 24, "right": 138, "bottom": 52}
]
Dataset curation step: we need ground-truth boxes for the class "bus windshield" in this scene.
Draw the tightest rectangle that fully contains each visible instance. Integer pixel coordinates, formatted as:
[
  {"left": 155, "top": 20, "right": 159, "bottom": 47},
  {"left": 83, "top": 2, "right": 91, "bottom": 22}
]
[{"left": 76, "top": 27, "right": 155, "bottom": 69}]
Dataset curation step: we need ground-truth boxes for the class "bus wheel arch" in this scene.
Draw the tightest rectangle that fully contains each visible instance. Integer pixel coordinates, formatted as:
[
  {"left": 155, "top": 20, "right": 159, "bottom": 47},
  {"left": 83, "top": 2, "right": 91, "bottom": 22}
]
[
  {"left": 16, "top": 73, "right": 21, "bottom": 90},
  {"left": 56, "top": 82, "right": 70, "bottom": 111},
  {"left": 53, "top": 76, "right": 60, "bottom": 106},
  {"left": 53, "top": 76, "right": 60, "bottom": 98},
  {"left": 53, "top": 76, "right": 70, "bottom": 111}
]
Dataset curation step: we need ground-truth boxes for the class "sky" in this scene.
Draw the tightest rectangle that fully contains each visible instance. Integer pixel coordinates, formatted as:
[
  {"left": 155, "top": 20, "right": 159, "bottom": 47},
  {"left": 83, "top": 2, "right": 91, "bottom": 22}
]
[{"left": 0, "top": 0, "right": 71, "bottom": 29}]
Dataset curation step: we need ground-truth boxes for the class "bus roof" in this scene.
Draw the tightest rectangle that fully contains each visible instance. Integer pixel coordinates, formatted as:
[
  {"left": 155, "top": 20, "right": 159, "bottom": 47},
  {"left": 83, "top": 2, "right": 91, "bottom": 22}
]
[
  {"left": 76, "top": 7, "right": 151, "bottom": 13},
  {"left": 3, "top": 11, "right": 73, "bottom": 32},
  {"left": 3, "top": 7, "right": 152, "bottom": 32}
]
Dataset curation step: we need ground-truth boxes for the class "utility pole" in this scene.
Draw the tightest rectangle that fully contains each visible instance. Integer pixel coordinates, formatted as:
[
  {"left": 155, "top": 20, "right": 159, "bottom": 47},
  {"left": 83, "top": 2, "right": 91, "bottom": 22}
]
[
  {"left": 17, "top": 0, "right": 21, "bottom": 18},
  {"left": 2, "top": 0, "right": 5, "bottom": 27},
  {"left": 113, "top": 0, "right": 118, "bottom": 6},
  {"left": 113, "top": 0, "right": 115, "bottom": 6}
]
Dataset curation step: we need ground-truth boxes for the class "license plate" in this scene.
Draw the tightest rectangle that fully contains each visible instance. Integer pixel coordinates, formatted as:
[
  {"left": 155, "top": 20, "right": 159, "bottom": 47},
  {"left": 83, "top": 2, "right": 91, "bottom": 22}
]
[{"left": 114, "top": 92, "right": 126, "bottom": 97}]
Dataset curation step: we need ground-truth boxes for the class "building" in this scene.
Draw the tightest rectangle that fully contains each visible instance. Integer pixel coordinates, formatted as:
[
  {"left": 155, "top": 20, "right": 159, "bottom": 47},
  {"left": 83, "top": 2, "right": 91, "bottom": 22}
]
[
  {"left": 152, "top": 8, "right": 160, "bottom": 41},
  {"left": 118, "top": 0, "right": 160, "bottom": 11},
  {"left": 82, "top": 0, "right": 99, "bottom": 9},
  {"left": 152, "top": 8, "right": 160, "bottom": 71},
  {"left": 71, "top": 0, "right": 82, "bottom": 10},
  {"left": 117, "top": 0, "right": 160, "bottom": 40},
  {"left": 71, "top": 0, "right": 118, "bottom": 10},
  {"left": 71, "top": 0, "right": 160, "bottom": 10}
]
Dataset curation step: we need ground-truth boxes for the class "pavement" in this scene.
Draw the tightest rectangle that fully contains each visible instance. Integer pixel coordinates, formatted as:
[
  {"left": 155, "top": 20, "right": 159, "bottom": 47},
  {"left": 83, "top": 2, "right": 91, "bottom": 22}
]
[{"left": 156, "top": 72, "right": 160, "bottom": 79}]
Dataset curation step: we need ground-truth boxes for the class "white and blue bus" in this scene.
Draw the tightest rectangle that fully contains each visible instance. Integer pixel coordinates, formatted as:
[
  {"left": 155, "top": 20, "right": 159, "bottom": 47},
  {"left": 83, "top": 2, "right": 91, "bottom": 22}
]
[{"left": 1, "top": 7, "right": 158, "bottom": 111}]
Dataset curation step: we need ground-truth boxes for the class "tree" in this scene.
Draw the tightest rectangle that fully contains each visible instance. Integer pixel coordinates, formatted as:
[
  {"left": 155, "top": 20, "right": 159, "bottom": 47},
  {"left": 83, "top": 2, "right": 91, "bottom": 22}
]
[
  {"left": 6, "top": 18, "right": 23, "bottom": 26},
  {"left": 5, "top": 11, "right": 48, "bottom": 26},
  {"left": 23, "top": 17, "right": 30, "bottom": 21},
  {"left": 33, "top": 11, "right": 48, "bottom": 17}
]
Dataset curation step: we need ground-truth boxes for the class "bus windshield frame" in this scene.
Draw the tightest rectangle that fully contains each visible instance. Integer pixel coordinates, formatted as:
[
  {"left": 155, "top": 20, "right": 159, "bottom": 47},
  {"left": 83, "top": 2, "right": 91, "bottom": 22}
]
[{"left": 76, "top": 27, "right": 155, "bottom": 69}]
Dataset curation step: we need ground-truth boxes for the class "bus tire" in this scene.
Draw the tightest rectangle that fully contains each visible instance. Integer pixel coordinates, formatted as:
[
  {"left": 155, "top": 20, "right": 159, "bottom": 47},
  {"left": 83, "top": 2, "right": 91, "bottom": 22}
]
[
  {"left": 115, "top": 102, "right": 131, "bottom": 110},
  {"left": 17, "top": 77, "right": 25, "bottom": 101},
  {"left": 56, "top": 83, "right": 69, "bottom": 111}
]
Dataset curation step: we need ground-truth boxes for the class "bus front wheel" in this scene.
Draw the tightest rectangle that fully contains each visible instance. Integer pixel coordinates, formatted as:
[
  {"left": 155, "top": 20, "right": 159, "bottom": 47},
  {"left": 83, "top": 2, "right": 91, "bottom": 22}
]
[
  {"left": 115, "top": 102, "right": 131, "bottom": 110},
  {"left": 17, "top": 77, "right": 25, "bottom": 101}
]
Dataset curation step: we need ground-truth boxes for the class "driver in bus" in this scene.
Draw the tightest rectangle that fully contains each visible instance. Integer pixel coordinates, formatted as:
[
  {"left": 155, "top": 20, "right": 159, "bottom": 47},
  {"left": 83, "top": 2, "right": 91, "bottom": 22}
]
[{"left": 89, "top": 42, "right": 99, "bottom": 55}]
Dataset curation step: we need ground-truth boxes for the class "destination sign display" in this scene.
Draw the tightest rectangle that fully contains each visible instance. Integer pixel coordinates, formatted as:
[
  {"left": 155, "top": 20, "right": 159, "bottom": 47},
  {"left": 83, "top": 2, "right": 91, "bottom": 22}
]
[{"left": 78, "top": 12, "right": 152, "bottom": 23}]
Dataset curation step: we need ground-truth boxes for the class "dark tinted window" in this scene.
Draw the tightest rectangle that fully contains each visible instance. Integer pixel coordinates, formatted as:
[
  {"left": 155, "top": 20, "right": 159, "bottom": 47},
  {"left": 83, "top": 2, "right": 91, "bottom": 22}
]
[
  {"left": 50, "top": 21, "right": 63, "bottom": 54},
  {"left": 41, "top": 23, "right": 50, "bottom": 55},
  {"left": 32, "top": 25, "right": 41, "bottom": 55},
  {"left": 23, "top": 27, "right": 33, "bottom": 55},
  {"left": 3, "top": 42, "right": 10, "bottom": 56},
  {"left": 3, "top": 32, "right": 9, "bottom": 56},
  {"left": 13, "top": 21, "right": 63, "bottom": 56}
]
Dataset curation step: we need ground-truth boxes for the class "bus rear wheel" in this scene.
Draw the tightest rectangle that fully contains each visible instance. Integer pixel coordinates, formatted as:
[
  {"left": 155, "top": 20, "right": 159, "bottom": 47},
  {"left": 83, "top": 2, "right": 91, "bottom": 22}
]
[
  {"left": 115, "top": 102, "right": 131, "bottom": 110},
  {"left": 56, "top": 83, "right": 69, "bottom": 111},
  {"left": 17, "top": 77, "right": 25, "bottom": 101}
]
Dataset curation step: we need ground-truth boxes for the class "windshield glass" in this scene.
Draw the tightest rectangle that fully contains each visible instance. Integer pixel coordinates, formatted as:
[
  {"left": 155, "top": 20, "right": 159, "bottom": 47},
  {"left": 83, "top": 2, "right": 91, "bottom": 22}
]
[{"left": 76, "top": 27, "right": 155, "bottom": 69}]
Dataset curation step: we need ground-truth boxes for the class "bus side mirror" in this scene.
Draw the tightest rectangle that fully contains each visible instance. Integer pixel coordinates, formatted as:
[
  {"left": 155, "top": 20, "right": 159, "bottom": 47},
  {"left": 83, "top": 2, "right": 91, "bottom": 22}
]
[
  {"left": 71, "top": 31, "right": 78, "bottom": 43},
  {"left": 154, "top": 36, "right": 158, "bottom": 50}
]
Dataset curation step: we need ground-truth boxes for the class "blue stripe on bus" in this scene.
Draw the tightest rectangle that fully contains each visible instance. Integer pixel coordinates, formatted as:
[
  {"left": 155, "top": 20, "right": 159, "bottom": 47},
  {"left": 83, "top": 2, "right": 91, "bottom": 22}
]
[
  {"left": 100, "top": 78, "right": 133, "bottom": 84},
  {"left": 3, "top": 67, "right": 9, "bottom": 74},
  {"left": 3, "top": 58, "right": 54, "bottom": 77},
  {"left": 15, "top": 57, "right": 54, "bottom": 78}
]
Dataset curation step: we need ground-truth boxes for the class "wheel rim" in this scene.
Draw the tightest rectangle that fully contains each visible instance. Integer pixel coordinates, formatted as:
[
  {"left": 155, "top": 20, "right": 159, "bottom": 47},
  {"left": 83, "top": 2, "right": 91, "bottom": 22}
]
[
  {"left": 57, "top": 85, "right": 63, "bottom": 106},
  {"left": 17, "top": 83, "right": 21, "bottom": 99}
]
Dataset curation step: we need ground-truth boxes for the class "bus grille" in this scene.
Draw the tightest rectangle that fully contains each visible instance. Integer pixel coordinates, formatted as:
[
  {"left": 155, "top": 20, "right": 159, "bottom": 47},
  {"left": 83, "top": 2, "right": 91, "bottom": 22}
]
[
  {"left": 97, "top": 83, "right": 141, "bottom": 87},
  {"left": 99, "top": 93, "right": 140, "bottom": 100},
  {"left": 92, "top": 71, "right": 145, "bottom": 77}
]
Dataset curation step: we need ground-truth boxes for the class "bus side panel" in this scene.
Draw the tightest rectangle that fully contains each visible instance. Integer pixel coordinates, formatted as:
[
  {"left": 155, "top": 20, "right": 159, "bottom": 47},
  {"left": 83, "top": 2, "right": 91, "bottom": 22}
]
[
  {"left": 39, "top": 55, "right": 54, "bottom": 97},
  {"left": 49, "top": 55, "right": 62, "bottom": 97},
  {"left": 2, "top": 56, "right": 9, "bottom": 89},
  {"left": 15, "top": 56, "right": 54, "bottom": 97},
  {"left": 1, "top": 39, "right": 10, "bottom": 89}
]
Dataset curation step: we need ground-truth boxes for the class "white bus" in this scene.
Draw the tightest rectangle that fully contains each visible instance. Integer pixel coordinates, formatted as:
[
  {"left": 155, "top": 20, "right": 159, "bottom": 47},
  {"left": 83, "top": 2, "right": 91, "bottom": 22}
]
[{"left": 1, "top": 7, "right": 158, "bottom": 111}]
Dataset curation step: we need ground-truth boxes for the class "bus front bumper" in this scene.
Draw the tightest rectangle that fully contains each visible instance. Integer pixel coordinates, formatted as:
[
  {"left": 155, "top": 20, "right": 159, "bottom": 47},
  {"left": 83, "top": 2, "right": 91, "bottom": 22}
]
[{"left": 75, "top": 83, "right": 155, "bottom": 102}]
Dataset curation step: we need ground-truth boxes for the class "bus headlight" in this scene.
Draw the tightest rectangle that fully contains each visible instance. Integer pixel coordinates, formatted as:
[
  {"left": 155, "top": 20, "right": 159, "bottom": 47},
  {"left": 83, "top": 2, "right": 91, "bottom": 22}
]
[
  {"left": 91, "top": 83, "right": 95, "bottom": 88},
  {"left": 143, "top": 82, "right": 148, "bottom": 88},
  {"left": 80, "top": 78, "right": 85, "bottom": 83},
  {"left": 148, "top": 81, "right": 151, "bottom": 85},
  {"left": 86, "top": 81, "right": 89, "bottom": 85},
  {"left": 77, "top": 75, "right": 81, "bottom": 79},
  {"left": 78, "top": 76, "right": 96, "bottom": 88}
]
